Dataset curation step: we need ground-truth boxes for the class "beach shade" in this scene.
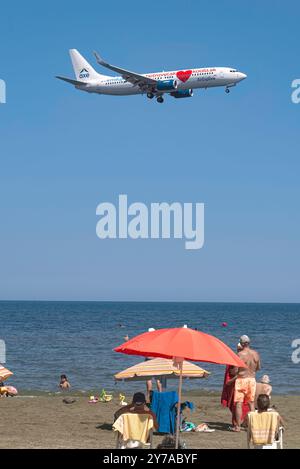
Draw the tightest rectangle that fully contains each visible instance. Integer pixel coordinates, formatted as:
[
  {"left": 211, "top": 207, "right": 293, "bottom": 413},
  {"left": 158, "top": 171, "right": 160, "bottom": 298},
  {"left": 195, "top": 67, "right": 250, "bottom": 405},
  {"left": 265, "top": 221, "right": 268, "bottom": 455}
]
[
  {"left": 114, "top": 326, "right": 246, "bottom": 448},
  {"left": 114, "top": 357, "right": 210, "bottom": 382},
  {"left": 0, "top": 364, "right": 13, "bottom": 382}
]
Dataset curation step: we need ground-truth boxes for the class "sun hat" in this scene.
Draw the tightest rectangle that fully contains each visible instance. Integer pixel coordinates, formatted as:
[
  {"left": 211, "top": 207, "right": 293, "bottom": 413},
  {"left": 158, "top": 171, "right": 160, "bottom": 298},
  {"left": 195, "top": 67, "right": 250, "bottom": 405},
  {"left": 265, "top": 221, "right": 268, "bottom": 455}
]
[{"left": 260, "top": 375, "right": 271, "bottom": 384}]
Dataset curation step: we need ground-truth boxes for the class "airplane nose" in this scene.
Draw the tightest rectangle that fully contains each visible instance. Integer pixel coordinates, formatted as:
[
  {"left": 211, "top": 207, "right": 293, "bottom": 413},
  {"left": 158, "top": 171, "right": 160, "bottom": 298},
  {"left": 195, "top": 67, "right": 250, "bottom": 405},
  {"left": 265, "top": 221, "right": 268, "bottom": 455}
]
[{"left": 239, "top": 72, "right": 247, "bottom": 80}]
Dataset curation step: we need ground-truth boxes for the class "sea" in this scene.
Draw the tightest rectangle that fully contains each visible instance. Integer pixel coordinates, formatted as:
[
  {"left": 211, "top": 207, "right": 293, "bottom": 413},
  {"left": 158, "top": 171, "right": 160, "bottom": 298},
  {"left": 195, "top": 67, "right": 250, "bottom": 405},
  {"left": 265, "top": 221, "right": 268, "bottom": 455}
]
[{"left": 0, "top": 301, "right": 299, "bottom": 395}]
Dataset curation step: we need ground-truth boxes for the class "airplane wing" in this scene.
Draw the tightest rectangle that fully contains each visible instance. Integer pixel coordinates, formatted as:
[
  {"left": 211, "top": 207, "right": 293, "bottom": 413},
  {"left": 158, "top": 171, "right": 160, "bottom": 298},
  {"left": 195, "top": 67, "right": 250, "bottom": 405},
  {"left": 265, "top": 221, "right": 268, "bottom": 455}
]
[
  {"left": 93, "top": 51, "right": 157, "bottom": 90},
  {"left": 56, "top": 76, "right": 88, "bottom": 86}
]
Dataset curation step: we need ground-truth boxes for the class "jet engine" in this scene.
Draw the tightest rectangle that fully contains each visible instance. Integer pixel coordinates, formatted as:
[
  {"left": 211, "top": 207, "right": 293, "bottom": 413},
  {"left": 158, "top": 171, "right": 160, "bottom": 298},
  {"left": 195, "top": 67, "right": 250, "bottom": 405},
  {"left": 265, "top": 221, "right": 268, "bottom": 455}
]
[
  {"left": 156, "top": 79, "right": 178, "bottom": 91},
  {"left": 171, "top": 89, "right": 193, "bottom": 98}
]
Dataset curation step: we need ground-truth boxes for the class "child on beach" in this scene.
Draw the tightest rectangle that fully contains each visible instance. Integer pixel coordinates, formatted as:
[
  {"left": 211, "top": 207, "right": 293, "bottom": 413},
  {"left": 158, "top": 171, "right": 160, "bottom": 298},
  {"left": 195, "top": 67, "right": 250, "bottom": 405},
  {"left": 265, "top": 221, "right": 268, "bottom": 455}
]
[{"left": 59, "top": 374, "right": 71, "bottom": 390}]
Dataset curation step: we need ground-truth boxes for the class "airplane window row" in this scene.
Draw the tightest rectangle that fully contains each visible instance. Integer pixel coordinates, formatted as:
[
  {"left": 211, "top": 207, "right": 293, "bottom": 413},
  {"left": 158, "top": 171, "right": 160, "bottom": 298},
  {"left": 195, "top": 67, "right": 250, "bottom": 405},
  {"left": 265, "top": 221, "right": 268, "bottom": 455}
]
[{"left": 194, "top": 72, "right": 214, "bottom": 76}]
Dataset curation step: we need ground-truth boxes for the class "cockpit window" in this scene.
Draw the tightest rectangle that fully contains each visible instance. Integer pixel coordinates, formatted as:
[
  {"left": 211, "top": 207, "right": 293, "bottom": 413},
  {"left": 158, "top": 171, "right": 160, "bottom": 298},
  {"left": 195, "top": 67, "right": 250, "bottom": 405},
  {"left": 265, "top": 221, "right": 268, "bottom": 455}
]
[{"left": 230, "top": 69, "right": 237, "bottom": 72}]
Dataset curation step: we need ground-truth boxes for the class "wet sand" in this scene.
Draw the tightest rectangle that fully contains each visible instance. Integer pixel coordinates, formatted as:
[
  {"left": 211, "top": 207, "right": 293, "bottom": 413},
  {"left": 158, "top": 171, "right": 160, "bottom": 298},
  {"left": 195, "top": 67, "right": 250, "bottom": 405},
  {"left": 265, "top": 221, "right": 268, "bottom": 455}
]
[{"left": 0, "top": 392, "right": 299, "bottom": 449}]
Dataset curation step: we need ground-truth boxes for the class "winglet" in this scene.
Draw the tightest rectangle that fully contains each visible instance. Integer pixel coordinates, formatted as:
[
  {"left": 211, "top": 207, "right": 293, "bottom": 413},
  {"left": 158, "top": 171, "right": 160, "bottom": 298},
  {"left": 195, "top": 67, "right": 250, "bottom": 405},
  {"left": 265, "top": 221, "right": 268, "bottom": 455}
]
[{"left": 93, "top": 51, "right": 106, "bottom": 66}]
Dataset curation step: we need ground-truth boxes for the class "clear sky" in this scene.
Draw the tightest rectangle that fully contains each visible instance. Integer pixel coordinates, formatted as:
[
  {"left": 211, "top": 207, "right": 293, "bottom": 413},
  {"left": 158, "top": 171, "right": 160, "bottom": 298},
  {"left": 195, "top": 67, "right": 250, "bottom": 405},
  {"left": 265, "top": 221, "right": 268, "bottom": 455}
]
[{"left": 0, "top": 0, "right": 299, "bottom": 302}]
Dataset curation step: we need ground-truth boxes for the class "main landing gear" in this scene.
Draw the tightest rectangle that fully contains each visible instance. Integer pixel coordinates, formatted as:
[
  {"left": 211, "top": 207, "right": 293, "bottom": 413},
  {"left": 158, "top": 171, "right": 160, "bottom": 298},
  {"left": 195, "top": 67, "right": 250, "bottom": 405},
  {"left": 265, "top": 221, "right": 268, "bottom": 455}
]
[{"left": 146, "top": 92, "right": 164, "bottom": 103}]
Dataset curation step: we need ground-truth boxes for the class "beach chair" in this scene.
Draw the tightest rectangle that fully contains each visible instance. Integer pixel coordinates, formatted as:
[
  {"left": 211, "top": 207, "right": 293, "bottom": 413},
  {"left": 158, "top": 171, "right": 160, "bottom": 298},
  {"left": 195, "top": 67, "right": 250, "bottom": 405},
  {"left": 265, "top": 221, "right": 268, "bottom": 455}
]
[
  {"left": 113, "top": 412, "right": 154, "bottom": 449},
  {"left": 247, "top": 411, "right": 283, "bottom": 449}
]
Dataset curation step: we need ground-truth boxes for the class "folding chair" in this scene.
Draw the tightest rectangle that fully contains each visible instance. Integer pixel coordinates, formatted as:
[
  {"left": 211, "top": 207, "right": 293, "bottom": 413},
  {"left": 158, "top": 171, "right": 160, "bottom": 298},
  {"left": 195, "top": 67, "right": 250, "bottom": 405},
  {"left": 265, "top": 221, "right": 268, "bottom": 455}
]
[{"left": 113, "top": 413, "right": 154, "bottom": 449}]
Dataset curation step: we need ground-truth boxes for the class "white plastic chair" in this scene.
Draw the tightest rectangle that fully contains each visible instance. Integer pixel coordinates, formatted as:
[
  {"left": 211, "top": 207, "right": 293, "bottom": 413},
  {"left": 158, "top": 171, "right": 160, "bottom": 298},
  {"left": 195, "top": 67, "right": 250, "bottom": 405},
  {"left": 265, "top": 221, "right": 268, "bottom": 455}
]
[{"left": 247, "top": 411, "right": 283, "bottom": 449}]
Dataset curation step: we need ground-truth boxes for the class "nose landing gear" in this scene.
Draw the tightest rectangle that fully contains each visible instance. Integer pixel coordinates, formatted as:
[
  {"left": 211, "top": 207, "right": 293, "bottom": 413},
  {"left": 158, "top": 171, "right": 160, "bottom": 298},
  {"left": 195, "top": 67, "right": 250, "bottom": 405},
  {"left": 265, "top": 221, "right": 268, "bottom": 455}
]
[{"left": 225, "top": 87, "right": 230, "bottom": 94}]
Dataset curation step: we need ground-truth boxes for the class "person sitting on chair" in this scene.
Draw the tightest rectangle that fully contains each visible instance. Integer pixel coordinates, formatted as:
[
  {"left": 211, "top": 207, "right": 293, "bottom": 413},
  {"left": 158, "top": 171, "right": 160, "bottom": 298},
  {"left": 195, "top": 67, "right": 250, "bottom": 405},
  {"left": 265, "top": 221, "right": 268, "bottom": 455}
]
[
  {"left": 114, "top": 392, "right": 158, "bottom": 430},
  {"left": 247, "top": 394, "right": 284, "bottom": 449}
]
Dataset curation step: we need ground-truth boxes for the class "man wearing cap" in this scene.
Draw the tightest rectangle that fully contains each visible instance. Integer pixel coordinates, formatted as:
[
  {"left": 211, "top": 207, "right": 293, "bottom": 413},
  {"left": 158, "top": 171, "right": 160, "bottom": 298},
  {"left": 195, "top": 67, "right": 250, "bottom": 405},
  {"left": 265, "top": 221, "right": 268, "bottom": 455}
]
[
  {"left": 114, "top": 392, "right": 158, "bottom": 430},
  {"left": 233, "top": 335, "right": 261, "bottom": 432}
]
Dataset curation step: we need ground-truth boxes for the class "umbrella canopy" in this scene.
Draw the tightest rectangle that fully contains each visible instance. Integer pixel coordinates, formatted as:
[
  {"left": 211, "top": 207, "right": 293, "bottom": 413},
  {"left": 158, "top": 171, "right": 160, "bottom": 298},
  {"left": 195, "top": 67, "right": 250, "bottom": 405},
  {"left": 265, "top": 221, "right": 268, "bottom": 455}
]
[
  {"left": 114, "top": 357, "right": 210, "bottom": 382},
  {"left": 0, "top": 364, "right": 13, "bottom": 382},
  {"left": 114, "top": 327, "right": 246, "bottom": 368}
]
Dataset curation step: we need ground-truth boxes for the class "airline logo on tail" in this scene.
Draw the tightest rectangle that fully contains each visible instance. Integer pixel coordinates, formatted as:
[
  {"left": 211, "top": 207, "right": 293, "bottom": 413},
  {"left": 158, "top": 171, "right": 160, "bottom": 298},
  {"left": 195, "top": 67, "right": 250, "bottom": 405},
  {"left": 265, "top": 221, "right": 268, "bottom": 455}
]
[{"left": 79, "top": 68, "right": 89, "bottom": 79}]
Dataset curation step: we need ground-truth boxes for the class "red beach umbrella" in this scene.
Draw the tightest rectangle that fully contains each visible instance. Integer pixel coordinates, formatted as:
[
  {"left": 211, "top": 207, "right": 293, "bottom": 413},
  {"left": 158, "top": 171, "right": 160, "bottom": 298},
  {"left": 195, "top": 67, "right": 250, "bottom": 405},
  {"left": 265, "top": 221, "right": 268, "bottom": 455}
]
[
  {"left": 114, "top": 326, "right": 246, "bottom": 448},
  {"left": 115, "top": 327, "right": 246, "bottom": 367}
]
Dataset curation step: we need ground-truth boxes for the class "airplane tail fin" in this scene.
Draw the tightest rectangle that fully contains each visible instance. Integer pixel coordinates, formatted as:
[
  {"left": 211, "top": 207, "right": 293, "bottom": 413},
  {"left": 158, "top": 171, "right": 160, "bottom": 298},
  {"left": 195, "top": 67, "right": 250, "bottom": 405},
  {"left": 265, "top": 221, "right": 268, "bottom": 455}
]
[{"left": 69, "top": 49, "right": 106, "bottom": 81}]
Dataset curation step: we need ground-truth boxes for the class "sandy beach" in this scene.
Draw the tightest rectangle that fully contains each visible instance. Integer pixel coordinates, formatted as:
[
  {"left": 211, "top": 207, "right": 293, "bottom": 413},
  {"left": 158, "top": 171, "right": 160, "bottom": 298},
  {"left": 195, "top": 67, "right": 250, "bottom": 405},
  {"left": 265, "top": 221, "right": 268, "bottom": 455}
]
[{"left": 0, "top": 391, "right": 299, "bottom": 449}]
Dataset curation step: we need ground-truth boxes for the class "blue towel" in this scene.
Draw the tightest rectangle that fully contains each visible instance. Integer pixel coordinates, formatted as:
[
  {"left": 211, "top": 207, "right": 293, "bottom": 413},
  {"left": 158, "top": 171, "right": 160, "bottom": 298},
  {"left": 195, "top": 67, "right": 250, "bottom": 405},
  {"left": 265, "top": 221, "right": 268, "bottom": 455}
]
[{"left": 150, "top": 391, "right": 178, "bottom": 434}]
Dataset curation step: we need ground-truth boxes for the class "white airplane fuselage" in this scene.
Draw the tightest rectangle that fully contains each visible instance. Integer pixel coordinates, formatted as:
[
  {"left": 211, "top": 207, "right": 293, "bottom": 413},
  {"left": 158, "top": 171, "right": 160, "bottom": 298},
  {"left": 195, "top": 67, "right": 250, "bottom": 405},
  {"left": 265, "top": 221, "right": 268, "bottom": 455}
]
[
  {"left": 76, "top": 67, "right": 246, "bottom": 96},
  {"left": 57, "top": 50, "right": 247, "bottom": 102}
]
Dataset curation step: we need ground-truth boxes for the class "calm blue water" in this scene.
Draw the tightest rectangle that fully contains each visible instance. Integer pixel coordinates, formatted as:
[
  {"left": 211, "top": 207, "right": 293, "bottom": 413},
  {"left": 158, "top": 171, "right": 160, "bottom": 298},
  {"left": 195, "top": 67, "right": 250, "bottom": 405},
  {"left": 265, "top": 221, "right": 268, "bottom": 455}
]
[{"left": 0, "top": 301, "right": 299, "bottom": 394}]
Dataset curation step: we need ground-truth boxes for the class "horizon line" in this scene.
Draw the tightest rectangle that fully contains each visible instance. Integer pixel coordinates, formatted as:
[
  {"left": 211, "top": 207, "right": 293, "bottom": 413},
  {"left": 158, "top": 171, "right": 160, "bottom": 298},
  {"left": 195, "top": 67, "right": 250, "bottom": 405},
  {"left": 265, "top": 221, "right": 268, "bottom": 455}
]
[{"left": 0, "top": 299, "right": 299, "bottom": 305}]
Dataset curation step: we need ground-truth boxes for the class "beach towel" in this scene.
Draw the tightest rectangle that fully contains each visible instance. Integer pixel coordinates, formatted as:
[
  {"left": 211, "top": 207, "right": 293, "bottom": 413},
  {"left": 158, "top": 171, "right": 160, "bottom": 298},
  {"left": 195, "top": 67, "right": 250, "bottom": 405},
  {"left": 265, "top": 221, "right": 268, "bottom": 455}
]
[
  {"left": 113, "top": 412, "right": 153, "bottom": 444},
  {"left": 150, "top": 391, "right": 178, "bottom": 434},
  {"left": 221, "top": 366, "right": 249, "bottom": 425},
  {"left": 248, "top": 411, "right": 279, "bottom": 446}
]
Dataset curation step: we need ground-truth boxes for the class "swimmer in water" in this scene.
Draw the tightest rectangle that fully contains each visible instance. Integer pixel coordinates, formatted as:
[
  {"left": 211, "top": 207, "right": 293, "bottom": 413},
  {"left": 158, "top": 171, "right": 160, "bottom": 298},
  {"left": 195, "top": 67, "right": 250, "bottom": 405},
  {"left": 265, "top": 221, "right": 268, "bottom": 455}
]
[{"left": 59, "top": 374, "right": 71, "bottom": 391}]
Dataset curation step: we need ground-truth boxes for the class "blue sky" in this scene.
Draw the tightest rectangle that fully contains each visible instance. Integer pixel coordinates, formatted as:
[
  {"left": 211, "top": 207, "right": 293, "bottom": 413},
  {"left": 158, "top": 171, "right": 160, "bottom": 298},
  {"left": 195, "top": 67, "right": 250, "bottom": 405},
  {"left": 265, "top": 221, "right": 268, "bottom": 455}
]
[{"left": 0, "top": 0, "right": 299, "bottom": 302}]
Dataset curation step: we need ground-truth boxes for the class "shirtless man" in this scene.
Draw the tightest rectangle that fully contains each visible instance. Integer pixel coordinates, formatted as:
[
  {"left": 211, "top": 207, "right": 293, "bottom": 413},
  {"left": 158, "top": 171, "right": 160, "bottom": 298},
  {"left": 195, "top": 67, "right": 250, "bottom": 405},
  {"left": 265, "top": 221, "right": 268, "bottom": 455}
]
[
  {"left": 114, "top": 392, "right": 158, "bottom": 430},
  {"left": 233, "top": 335, "right": 261, "bottom": 431}
]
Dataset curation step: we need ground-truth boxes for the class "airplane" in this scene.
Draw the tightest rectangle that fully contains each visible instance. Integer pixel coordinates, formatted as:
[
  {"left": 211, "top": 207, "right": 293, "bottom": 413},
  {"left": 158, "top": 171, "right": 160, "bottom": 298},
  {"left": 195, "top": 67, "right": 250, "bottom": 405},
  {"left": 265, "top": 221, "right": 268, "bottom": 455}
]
[{"left": 56, "top": 49, "right": 247, "bottom": 103}]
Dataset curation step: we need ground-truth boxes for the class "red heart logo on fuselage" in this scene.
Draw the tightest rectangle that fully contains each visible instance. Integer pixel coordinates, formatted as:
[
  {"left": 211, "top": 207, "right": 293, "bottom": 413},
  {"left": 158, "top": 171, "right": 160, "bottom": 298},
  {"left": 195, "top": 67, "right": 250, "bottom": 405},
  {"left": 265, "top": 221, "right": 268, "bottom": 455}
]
[{"left": 176, "top": 70, "right": 192, "bottom": 83}]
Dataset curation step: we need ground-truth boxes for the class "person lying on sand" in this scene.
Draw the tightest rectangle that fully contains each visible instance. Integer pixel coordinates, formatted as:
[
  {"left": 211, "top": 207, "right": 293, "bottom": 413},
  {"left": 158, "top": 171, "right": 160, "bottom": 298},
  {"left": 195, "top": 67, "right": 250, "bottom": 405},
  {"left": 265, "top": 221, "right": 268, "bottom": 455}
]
[
  {"left": 114, "top": 392, "right": 158, "bottom": 430},
  {"left": 59, "top": 374, "right": 71, "bottom": 390}
]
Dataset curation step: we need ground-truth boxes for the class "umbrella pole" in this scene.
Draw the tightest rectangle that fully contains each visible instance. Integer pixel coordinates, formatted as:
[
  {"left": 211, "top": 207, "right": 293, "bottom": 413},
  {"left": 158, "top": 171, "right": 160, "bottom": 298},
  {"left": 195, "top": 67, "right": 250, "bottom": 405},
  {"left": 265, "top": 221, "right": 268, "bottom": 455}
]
[{"left": 175, "top": 360, "right": 183, "bottom": 449}]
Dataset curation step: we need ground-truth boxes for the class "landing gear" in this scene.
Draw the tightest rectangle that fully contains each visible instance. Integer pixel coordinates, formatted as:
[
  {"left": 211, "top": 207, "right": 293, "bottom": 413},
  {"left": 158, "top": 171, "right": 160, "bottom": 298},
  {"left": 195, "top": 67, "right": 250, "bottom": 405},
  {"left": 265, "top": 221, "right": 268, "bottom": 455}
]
[
  {"left": 147, "top": 92, "right": 154, "bottom": 99},
  {"left": 225, "top": 87, "right": 230, "bottom": 94},
  {"left": 157, "top": 96, "right": 164, "bottom": 103}
]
